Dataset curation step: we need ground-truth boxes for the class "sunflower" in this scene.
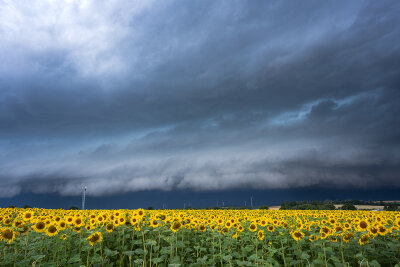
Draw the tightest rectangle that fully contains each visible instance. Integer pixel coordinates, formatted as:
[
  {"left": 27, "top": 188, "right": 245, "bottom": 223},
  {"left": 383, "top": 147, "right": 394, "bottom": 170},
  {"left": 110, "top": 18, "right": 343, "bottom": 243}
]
[
  {"left": 130, "top": 216, "right": 139, "bottom": 225},
  {"left": 106, "top": 223, "right": 114, "bottom": 233},
  {"left": 377, "top": 224, "right": 388, "bottom": 236},
  {"left": 309, "top": 234, "right": 318, "bottom": 242},
  {"left": 60, "top": 234, "right": 67, "bottom": 240},
  {"left": 66, "top": 216, "right": 74, "bottom": 224},
  {"left": 343, "top": 232, "right": 354, "bottom": 243},
  {"left": 13, "top": 220, "right": 22, "bottom": 228},
  {"left": 134, "top": 224, "right": 141, "bottom": 231},
  {"left": 150, "top": 219, "right": 158, "bottom": 228},
  {"left": 137, "top": 209, "right": 144, "bottom": 217},
  {"left": 221, "top": 227, "right": 229, "bottom": 235},
  {"left": 33, "top": 221, "right": 46, "bottom": 233},
  {"left": 292, "top": 230, "right": 305, "bottom": 241},
  {"left": 358, "top": 234, "right": 370, "bottom": 245},
  {"left": 232, "top": 232, "right": 239, "bottom": 239},
  {"left": 171, "top": 221, "right": 182, "bottom": 233},
  {"left": 16, "top": 225, "right": 29, "bottom": 235},
  {"left": 357, "top": 220, "right": 369, "bottom": 231},
  {"left": 257, "top": 230, "right": 265, "bottom": 241},
  {"left": 23, "top": 211, "right": 33, "bottom": 221},
  {"left": 281, "top": 221, "right": 288, "bottom": 228},
  {"left": 260, "top": 219, "right": 268, "bottom": 227},
  {"left": 369, "top": 225, "right": 378, "bottom": 237},
  {"left": 46, "top": 224, "right": 59, "bottom": 237},
  {"left": 118, "top": 217, "right": 126, "bottom": 225},
  {"left": 249, "top": 222, "right": 257, "bottom": 232},
  {"left": 343, "top": 222, "right": 351, "bottom": 230},
  {"left": 96, "top": 216, "right": 104, "bottom": 224},
  {"left": 329, "top": 236, "right": 338, "bottom": 242},
  {"left": 87, "top": 232, "right": 103, "bottom": 246},
  {"left": 59, "top": 221, "right": 67, "bottom": 230},
  {"left": 198, "top": 224, "right": 206, "bottom": 232},
  {"left": 319, "top": 226, "right": 331, "bottom": 236},
  {"left": 267, "top": 225, "right": 275, "bottom": 232},
  {"left": 158, "top": 214, "right": 167, "bottom": 221},
  {"left": 73, "top": 217, "right": 83, "bottom": 227},
  {"left": 0, "top": 228, "right": 15, "bottom": 244}
]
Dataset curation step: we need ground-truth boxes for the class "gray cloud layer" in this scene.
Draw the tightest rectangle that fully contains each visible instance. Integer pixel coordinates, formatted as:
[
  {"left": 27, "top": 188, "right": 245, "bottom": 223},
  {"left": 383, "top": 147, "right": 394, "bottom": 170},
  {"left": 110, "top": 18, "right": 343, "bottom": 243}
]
[{"left": 0, "top": 0, "right": 399, "bottom": 197}]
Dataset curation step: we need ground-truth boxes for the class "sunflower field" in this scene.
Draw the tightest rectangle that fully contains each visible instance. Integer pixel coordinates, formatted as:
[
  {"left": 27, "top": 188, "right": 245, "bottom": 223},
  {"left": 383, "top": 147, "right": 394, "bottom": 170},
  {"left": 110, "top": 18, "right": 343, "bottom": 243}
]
[{"left": 1, "top": 208, "right": 400, "bottom": 266}]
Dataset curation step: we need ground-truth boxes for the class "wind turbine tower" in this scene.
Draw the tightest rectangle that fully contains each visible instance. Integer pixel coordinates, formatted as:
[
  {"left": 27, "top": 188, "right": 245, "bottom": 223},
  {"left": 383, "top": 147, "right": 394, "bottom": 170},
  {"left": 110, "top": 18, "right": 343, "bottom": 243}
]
[{"left": 82, "top": 186, "right": 87, "bottom": 210}]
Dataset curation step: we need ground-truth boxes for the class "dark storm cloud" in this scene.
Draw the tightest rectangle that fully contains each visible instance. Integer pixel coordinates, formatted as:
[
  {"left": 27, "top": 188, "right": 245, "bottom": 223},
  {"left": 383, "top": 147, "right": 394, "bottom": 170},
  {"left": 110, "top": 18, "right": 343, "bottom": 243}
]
[{"left": 0, "top": 0, "right": 399, "bottom": 197}]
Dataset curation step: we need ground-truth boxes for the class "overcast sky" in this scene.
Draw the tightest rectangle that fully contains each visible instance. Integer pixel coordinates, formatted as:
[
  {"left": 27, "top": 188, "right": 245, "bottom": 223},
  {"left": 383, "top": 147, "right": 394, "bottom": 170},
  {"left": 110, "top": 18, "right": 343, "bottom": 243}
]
[{"left": 0, "top": 0, "right": 399, "bottom": 198}]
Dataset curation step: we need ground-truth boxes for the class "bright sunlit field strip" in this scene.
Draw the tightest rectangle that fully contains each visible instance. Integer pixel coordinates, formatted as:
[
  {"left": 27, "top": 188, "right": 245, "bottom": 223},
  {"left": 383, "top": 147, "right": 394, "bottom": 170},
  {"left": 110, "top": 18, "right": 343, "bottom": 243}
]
[{"left": 1, "top": 208, "right": 399, "bottom": 266}]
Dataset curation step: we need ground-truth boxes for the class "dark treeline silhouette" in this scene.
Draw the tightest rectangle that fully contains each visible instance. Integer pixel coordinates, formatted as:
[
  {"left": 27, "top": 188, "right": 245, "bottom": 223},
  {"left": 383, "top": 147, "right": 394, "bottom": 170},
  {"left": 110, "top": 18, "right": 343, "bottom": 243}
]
[{"left": 280, "top": 201, "right": 336, "bottom": 210}]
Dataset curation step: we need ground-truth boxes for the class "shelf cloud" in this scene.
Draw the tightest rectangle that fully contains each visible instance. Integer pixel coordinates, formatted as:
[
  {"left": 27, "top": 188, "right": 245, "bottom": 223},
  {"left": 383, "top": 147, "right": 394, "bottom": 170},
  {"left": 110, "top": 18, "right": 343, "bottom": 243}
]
[{"left": 0, "top": 0, "right": 399, "bottom": 197}]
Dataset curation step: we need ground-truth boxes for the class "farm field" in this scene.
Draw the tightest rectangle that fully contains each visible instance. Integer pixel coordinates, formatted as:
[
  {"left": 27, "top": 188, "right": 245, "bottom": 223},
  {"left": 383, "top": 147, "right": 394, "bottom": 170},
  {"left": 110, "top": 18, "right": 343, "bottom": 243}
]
[
  {"left": 1, "top": 208, "right": 400, "bottom": 266},
  {"left": 333, "top": 205, "right": 384, "bottom": 211}
]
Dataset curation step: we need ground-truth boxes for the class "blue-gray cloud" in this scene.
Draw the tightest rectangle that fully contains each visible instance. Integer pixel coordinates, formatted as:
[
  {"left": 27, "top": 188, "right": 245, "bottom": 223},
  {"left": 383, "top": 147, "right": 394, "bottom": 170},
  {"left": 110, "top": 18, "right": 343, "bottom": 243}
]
[{"left": 0, "top": 0, "right": 399, "bottom": 197}]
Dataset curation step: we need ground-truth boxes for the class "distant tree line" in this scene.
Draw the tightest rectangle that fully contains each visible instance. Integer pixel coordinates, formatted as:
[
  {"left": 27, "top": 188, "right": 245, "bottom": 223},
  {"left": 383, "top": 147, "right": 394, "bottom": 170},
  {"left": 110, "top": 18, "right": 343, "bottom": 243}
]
[
  {"left": 279, "top": 200, "right": 400, "bottom": 211},
  {"left": 280, "top": 201, "right": 336, "bottom": 210}
]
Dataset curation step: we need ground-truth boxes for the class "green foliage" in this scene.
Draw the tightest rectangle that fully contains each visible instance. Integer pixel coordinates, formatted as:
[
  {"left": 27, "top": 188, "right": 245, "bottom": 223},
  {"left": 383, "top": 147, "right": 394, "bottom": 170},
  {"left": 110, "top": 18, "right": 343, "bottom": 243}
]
[
  {"left": 2, "top": 221, "right": 399, "bottom": 266},
  {"left": 280, "top": 201, "right": 335, "bottom": 210},
  {"left": 341, "top": 203, "right": 357, "bottom": 210}
]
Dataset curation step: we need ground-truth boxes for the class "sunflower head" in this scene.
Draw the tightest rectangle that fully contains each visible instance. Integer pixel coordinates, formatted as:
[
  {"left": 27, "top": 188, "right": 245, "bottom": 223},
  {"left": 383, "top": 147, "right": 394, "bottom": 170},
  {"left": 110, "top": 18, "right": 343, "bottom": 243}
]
[
  {"left": 309, "top": 234, "right": 318, "bottom": 242},
  {"left": 130, "top": 216, "right": 138, "bottom": 225},
  {"left": 377, "top": 225, "right": 388, "bottom": 236},
  {"left": 59, "top": 221, "right": 67, "bottom": 230},
  {"left": 198, "top": 225, "right": 206, "bottom": 232},
  {"left": 34, "top": 221, "right": 46, "bottom": 233},
  {"left": 171, "top": 221, "right": 182, "bottom": 233},
  {"left": 16, "top": 225, "right": 29, "bottom": 235},
  {"left": 257, "top": 230, "right": 265, "bottom": 241},
  {"left": 0, "top": 228, "right": 16, "bottom": 244},
  {"left": 292, "top": 230, "right": 305, "bottom": 241},
  {"left": 343, "top": 232, "right": 354, "bottom": 243},
  {"left": 73, "top": 217, "right": 83, "bottom": 227},
  {"left": 358, "top": 234, "right": 370, "bottom": 245},
  {"left": 358, "top": 220, "right": 369, "bottom": 231},
  {"left": 249, "top": 223, "right": 257, "bottom": 232},
  {"left": 329, "top": 236, "right": 338, "bottom": 242},
  {"left": 46, "top": 224, "right": 59, "bottom": 237},
  {"left": 106, "top": 223, "right": 114, "bottom": 233},
  {"left": 87, "top": 232, "right": 103, "bottom": 246},
  {"left": 23, "top": 211, "right": 33, "bottom": 221}
]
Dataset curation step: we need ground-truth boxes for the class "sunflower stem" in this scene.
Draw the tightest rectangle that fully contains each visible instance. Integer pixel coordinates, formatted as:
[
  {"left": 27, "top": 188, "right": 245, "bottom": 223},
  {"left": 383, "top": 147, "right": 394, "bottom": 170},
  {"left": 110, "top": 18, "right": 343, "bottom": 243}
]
[
  {"left": 340, "top": 239, "right": 345, "bottom": 265},
  {"left": 86, "top": 245, "right": 90, "bottom": 267},
  {"left": 322, "top": 240, "right": 327, "bottom": 267},
  {"left": 280, "top": 239, "right": 287, "bottom": 267},
  {"left": 219, "top": 234, "right": 222, "bottom": 267},
  {"left": 211, "top": 230, "right": 215, "bottom": 265},
  {"left": 142, "top": 227, "right": 146, "bottom": 267}
]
